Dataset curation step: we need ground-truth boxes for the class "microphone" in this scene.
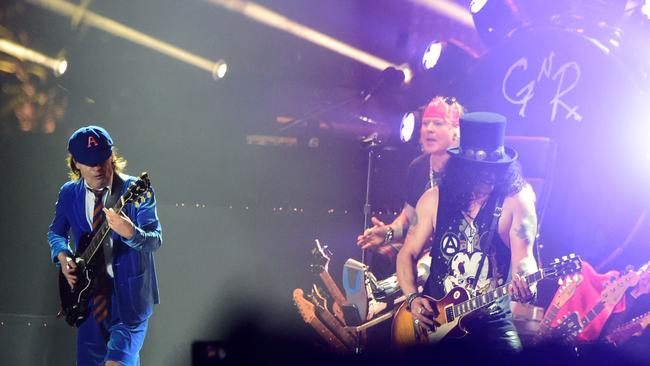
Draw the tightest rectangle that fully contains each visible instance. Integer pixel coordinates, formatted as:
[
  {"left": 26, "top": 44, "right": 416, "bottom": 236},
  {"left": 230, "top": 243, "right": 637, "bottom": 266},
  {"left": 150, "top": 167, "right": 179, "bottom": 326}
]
[{"left": 361, "top": 66, "right": 405, "bottom": 103}]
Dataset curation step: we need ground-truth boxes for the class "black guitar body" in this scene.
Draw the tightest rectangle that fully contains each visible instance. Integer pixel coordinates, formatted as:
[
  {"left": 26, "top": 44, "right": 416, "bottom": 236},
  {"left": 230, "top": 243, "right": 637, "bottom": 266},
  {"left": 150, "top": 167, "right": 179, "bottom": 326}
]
[{"left": 58, "top": 233, "right": 100, "bottom": 327}]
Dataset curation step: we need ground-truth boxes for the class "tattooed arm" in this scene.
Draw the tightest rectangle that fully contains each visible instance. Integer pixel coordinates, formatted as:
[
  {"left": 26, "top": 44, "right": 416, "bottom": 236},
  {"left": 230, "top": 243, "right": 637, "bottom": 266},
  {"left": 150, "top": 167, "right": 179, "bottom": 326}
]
[
  {"left": 397, "top": 188, "right": 437, "bottom": 295},
  {"left": 506, "top": 184, "right": 539, "bottom": 302}
]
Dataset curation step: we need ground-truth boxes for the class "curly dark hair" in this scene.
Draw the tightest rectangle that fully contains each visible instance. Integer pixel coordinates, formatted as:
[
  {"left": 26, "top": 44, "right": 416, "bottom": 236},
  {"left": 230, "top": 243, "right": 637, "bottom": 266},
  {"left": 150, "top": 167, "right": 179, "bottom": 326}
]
[{"left": 440, "top": 157, "right": 526, "bottom": 214}]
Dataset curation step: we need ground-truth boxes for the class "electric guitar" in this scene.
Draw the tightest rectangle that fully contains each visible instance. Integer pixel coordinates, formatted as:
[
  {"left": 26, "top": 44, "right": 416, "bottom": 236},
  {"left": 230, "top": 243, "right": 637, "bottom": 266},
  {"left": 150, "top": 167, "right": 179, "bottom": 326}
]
[
  {"left": 630, "top": 261, "right": 650, "bottom": 299},
  {"left": 309, "top": 286, "right": 358, "bottom": 350},
  {"left": 58, "top": 173, "right": 151, "bottom": 327},
  {"left": 552, "top": 268, "right": 640, "bottom": 343},
  {"left": 604, "top": 311, "right": 650, "bottom": 346},
  {"left": 292, "top": 288, "right": 349, "bottom": 353},
  {"left": 535, "top": 274, "right": 583, "bottom": 340},
  {"left": 310, "top": 240, "right": 361, "bottom": 326},
  {"left": 392, "top": 254, "right": 582, "bottom": 346}
]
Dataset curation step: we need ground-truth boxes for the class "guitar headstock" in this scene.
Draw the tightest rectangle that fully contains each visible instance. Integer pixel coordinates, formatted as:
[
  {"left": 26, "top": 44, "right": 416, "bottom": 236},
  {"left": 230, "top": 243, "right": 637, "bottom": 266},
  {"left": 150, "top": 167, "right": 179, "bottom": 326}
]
[
  {"left": 311, "top": 284, "right": 329, "bottom": 310},
  {"left": 293, "top": 288, "right": 317, "bottom": 323},
  {"left": 545, "top": 253, "right": 582, "bottom": 280},
  {"left": 553, "top": 274, "right": 583, "bottom": 308},
  {"left": 553, "top": 312, "right": 582, "bottom": 342},
  {"left": 123, "top": 172, "right": 152, "bottom": 207},
  {"left": 601, "top": 268, "right": 640, "bottom": 306},
  {"left": 309, "top": 239, "right": 332, "bottom": 274}
]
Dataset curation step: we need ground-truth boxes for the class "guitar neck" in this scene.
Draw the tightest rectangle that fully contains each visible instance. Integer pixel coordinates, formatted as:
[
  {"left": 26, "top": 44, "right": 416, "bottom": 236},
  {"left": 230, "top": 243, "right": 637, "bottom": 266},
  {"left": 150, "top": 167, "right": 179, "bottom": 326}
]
[
  {"left": 79, "top": 198, "right": 126, "bottom": 264},
  {"left": 580, "top": 301, "right": 605, "bottom": 328},
  {"left": 539, "top": 304, "right": 561, "bottom": 333},
  {"left": 453, "top": 270, "right": 545, "bottom": 318},
  {"left": 319, "top": 271, "right": 349, "bottom": 307},
  {"left": 606, "top": 311, "right": 650, "bottom": 345}
]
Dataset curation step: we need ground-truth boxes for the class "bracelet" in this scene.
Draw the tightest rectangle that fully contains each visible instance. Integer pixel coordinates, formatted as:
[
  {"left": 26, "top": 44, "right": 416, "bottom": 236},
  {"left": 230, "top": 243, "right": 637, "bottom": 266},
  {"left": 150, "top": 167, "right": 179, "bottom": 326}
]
[
  {"left": 405, "top": 292, "right": 421, "bottom": 311},
  {"left": 384, "top": 226, "right": 394, "bottom": 245}
]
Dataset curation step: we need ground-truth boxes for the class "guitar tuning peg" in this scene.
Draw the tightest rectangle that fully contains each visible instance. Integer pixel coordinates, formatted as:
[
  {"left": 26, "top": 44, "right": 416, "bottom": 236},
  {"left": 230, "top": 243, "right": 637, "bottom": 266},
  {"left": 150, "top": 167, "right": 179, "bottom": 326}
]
[{"left": 624, "top": 265, "right": 634, "bottom": 273}]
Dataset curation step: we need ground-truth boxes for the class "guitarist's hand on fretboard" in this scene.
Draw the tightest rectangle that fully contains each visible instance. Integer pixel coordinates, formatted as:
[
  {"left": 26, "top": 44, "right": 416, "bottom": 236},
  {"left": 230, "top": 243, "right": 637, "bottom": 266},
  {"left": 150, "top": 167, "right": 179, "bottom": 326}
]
[
  {"left": 509, "top": 273, "right": 536, "bottom": 303},
  {"left": 103, "top": 207, "right": 135, "bottom": 240},
  {"left": 57, "top": 252, "right": 77, "bottom": 289}
]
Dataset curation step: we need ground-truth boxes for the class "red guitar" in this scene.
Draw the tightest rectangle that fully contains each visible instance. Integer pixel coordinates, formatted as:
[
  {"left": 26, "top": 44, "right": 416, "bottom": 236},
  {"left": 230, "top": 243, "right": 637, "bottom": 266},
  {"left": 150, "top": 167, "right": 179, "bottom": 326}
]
[
  {"left": 552, "top": 268, "right": 640, "bottom": 343},
  {"left": 535, "top": 274, "right": 583, "bottom": 340}
]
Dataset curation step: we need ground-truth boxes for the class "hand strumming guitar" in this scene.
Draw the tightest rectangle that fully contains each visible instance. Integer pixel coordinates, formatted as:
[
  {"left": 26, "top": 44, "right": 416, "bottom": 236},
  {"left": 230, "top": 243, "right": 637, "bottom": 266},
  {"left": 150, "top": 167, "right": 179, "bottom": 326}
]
[
  {"left": 409, "top": 296, "right": 440, "bottom": 332},
  {"left": 57, "top": 252, "right": 77, "bottom": 289}
]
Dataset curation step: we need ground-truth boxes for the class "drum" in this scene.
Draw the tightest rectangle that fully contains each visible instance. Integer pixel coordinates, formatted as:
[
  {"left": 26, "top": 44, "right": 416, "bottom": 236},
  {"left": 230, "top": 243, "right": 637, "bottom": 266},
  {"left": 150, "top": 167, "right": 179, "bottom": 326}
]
[{"left": 455, "top": 26, "right": 648, "bottom": 268}]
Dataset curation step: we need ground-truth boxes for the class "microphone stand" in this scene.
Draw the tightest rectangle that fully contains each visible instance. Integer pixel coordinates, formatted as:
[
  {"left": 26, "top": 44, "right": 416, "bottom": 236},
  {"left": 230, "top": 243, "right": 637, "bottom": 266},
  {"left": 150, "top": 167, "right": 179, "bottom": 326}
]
[{"left": 361, "top": 133, "right": 381, "bottom": 266}]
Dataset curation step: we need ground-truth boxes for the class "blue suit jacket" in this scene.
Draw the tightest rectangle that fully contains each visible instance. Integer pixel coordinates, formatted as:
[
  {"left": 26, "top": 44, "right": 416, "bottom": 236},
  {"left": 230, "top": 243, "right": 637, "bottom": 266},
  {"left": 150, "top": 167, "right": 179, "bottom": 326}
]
[{"left": 47, "top": 173, "right": 162, "bottom": 324}]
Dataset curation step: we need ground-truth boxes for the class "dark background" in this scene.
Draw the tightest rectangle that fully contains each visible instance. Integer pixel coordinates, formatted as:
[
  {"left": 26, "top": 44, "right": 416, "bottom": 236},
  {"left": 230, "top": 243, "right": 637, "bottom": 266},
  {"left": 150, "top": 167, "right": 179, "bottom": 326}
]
[{"left": 1, "top": 0, "right": 650, "bottom": 364}]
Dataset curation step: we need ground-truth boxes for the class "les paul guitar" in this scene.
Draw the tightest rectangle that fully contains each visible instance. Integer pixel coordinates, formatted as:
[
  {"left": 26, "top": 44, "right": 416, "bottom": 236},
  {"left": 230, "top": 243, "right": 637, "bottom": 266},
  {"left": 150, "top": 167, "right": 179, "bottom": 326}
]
[
  {"left": 552, "top": 268, "right": 640, "bottom": 343},
  {"left": 58, "top": 173, "right": 151, "bottom": 327},
  {"left": 392, "top": 254, "right": 582, "bottom": 346}
]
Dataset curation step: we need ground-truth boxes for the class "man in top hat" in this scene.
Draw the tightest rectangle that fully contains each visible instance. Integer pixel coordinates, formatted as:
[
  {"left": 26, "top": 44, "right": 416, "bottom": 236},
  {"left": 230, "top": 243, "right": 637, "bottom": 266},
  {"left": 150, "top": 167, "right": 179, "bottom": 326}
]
[
  {"left": 47, "top": 126, "right": 162, "bottom": 366},
  {"left": 396, "top": 112, "right": 538, "bottom": 352}
]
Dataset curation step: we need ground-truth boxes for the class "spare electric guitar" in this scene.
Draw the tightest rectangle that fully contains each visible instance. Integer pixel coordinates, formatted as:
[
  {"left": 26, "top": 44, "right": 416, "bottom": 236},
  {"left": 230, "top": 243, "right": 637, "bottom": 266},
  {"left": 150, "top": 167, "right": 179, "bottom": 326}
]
[
  {"left": 292, "top": 288, "right": 349, "bottom": 353},
  {"left": 630, "top": 261, "right": 650, "bottom": 299},
  {"left": 535, "top": 274, "right": 583, "bottom": 340},
  {"left": 392, "top": 254, "right": 582, "bottom": 346},
  {"left": 309, "top": 286, "right": 358, "bottom": 351},
  {"left": 58, "top": 173, "right": 151, "bottom": 327},
  {"left": 552, "top": 268, "right": 640, "bottom": 343},
  {"left": 310, "top": 240, "right": 362, "bottom": 326},
  {"left": 604, "top": 311, "right": 650, "bottom": 346}
]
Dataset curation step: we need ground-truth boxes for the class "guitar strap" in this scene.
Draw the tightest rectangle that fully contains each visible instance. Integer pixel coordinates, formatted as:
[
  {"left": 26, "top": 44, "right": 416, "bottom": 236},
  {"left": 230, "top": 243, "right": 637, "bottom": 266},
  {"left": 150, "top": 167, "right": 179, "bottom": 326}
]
[
  {"left": 472, "top": 194, "right": 505, "bottom": 291},
  {"left": 105, "top": 174, "right": 125, "bottom": 214}
]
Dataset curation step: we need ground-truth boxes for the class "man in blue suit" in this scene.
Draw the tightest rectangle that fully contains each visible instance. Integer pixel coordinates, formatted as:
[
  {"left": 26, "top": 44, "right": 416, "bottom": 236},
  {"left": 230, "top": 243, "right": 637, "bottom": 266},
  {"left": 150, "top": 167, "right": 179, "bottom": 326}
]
[{"left": 48, "top": 125, "right": 162, "bottom": 366}]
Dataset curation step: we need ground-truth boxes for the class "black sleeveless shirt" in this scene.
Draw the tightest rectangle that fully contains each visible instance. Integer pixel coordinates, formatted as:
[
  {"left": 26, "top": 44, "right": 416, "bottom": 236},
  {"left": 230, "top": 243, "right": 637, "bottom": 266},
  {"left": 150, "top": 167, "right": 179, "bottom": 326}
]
[{"left": 424, "top": 186, "right": 513, "bottom": 319}]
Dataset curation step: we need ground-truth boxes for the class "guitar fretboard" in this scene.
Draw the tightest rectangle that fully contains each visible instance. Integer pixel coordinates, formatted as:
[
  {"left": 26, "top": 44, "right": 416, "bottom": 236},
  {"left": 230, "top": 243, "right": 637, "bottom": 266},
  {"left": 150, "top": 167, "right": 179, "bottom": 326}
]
[
  {"left": 79, "top": 197, "right": 127, "bottom": 264},
  {"left": 606, "top": 311, "right": 650, "bottom": 345},
  {"left": 452, "top": 269, "right": 546, "bottom": 318}
]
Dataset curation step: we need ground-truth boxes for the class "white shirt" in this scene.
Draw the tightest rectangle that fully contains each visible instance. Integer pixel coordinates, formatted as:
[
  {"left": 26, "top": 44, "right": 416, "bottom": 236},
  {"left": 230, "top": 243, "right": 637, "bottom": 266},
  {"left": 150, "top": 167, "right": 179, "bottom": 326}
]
[{"left": 83, "top": 181, "right": 114, "bottom": 278}]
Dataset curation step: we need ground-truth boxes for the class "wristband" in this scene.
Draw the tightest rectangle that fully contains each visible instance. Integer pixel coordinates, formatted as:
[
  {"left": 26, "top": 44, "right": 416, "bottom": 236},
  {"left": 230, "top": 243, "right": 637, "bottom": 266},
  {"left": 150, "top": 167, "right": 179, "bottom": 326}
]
[
  {"left": 384, "top": 226, "right": 394, "bottom": 245},
  {"left": 405, "top": 292, "right": 421, "bottom": 311}
]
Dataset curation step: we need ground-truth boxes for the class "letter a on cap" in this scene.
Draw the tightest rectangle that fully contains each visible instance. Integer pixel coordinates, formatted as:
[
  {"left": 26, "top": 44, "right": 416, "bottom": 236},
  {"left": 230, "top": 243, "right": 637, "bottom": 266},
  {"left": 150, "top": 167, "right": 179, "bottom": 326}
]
[{"left": 87, "top": 136, "right": 99, "bottom": 148}]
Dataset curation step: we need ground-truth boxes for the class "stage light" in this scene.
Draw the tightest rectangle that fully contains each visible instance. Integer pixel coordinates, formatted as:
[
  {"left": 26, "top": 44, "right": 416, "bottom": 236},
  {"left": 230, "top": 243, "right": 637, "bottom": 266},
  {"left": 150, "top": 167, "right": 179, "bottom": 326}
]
[
  {"left": 421, "top": 42, "right": 442, "bottom": 70},
  {"left": 207, "top": 0, "right": 411, "bottom": 79},
  {"left": 643, "top": 0, "right": 650, "bottom": 19},
  {"left": 0, "top": 38, "right": 68, "bottom": 76},
  {"left": 470, "top": 0, "right": 525, "bottom": 47},
  {"left": 470, "top": 0, "right": 488, "bottom": 13},
  {"left": 400, "top": 112, "right": 416, "bottom": 142},
  {"left": 28, "top": 0, "right": 227, "bottom": 80},
  {"left": 212, "top": 60, "right": 228, "bottom": 79}
]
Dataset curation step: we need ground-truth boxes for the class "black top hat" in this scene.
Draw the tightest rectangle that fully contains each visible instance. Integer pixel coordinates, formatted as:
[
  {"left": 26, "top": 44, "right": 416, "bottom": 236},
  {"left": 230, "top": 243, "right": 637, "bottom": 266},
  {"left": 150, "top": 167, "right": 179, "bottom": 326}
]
[{"left": 447, "top": 112, "right": 517, "bottom": 164}]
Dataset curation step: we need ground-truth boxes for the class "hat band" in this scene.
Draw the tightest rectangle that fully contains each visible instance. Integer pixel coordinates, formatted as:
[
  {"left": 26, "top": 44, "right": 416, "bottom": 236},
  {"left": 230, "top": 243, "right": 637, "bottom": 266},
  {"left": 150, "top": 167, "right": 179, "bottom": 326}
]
[{"left": 459, "top": 146, "right": 505, "bottom": 162}]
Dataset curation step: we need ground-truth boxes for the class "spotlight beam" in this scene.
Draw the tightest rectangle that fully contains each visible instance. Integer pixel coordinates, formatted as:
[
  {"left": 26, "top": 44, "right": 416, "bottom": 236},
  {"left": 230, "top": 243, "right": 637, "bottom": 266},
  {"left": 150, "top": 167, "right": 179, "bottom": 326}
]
[
  {"left": 27, "top": 0, "right": 228, "bottom": 79},
  {"left": 407, "top": 0, "right": 475, "bottom": 29},
  {"left": 0, "top": 38, "right": 67, "bottom": 76},
  {"left": 205, "top": 0, "right": 412, "bottom": 82}
]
